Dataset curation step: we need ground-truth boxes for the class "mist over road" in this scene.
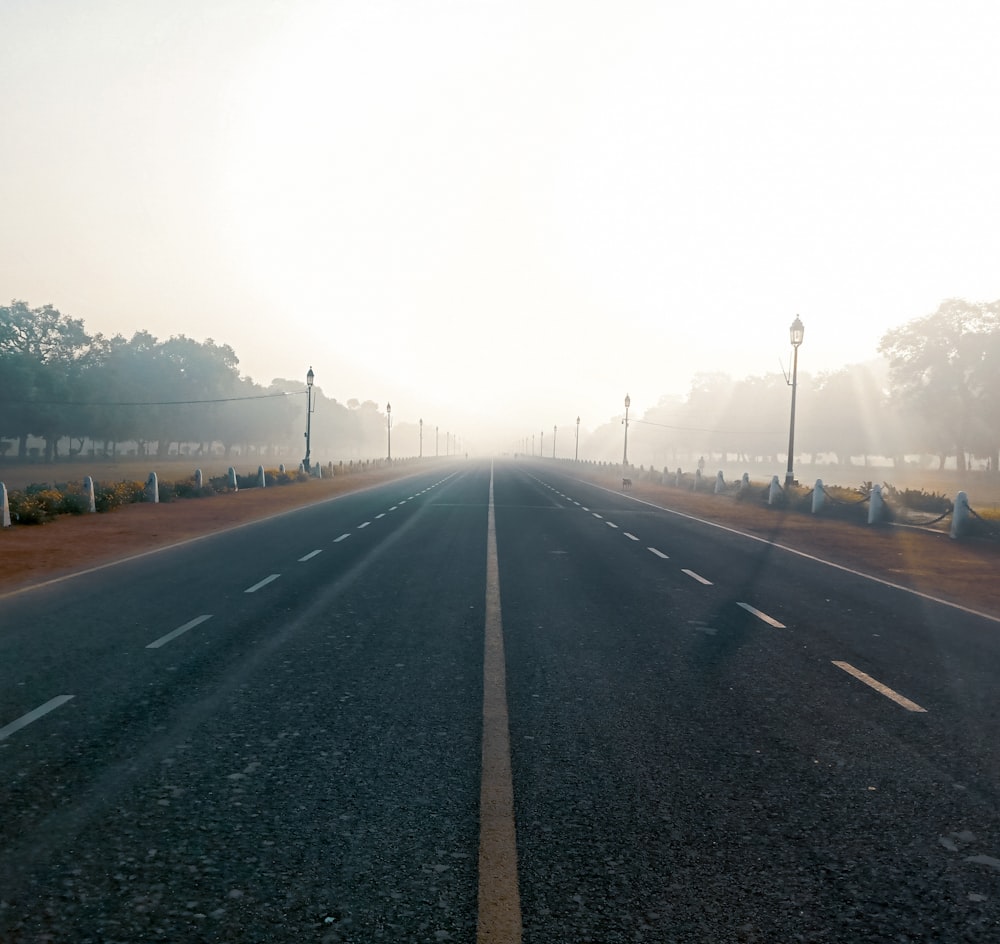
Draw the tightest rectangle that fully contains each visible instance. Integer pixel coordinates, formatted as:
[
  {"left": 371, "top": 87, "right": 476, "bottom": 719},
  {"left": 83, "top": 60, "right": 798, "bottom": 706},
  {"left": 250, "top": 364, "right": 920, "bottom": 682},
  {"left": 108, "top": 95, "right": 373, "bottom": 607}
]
[{"left": 2, "top": 460, "right": 998, "bottom": 942}]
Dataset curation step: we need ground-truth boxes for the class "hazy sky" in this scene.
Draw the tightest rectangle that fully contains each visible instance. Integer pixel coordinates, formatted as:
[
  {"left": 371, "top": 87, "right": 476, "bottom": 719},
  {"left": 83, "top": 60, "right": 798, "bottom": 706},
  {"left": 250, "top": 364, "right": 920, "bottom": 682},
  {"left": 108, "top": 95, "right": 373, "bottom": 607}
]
[{"left": 3, "top": 0, "right": 999, "bottom": 451}]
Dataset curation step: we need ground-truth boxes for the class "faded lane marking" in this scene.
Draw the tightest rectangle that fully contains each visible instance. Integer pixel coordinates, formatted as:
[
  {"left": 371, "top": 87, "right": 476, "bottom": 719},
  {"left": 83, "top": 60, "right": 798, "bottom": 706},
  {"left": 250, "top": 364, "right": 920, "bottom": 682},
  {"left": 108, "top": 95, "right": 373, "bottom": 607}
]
[{"left": 478, "top": 461, "right": 522, "bottom": 943}]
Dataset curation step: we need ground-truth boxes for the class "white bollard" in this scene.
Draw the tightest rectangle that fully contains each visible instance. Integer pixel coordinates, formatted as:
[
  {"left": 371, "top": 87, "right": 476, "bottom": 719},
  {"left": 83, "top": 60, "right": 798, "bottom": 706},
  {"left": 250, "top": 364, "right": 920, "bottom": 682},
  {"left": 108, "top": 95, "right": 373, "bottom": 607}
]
[
  {"left": 227, "top": 466, "right": 238, "bottom": 492},
  {"left": 1, "top": 482, "right": 10, "bottom": 527},
  {"left": 675, "top": 468, "right": 683, "bottom": 487},
  {"left": 950, "top": 490, "right": 970, "bottom": 539},
  {"left": 740, "top": 472, "right": 751, "bottom": 494},
  {"left": 315, "top": 463, "right": 323, "bottom": 479},
  {"left": 768, "top": 475, "right": 782, "bottom": 505},
  {"left": 146, "top": 471, "right": 159, "bottom": 504},
  {"left": 258, "top": 465, "right": 266, "bottom": 488},
  {"left": 279, "top": 463, "right": 285, "bottom": 473},
  {"left": 83, "top": 475, "right": 97, "bottom": 512},
  {"left": 715, "top": 471, "right": 725, "bottom": 494},
  {"left": 868, "top": 483, "right": 884, "bottom": 524},
  {"left": 812, "top": 478, "right": 825, "bottom": 514},
  {"left": 195, "top": 468, "right": 203, "bottom": 489},
  {"left": 298, "top": 462, "right": 305, "bottom": 474}
]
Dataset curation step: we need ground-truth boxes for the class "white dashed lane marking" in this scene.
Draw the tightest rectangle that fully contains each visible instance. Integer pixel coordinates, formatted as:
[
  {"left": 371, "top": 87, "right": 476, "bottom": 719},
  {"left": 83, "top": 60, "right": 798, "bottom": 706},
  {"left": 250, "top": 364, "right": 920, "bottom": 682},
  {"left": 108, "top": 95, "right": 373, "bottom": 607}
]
[
  {"left": 605, "top": 521, "right": 618, "bottom": 529},
  {"left": 298, "top": 550, "right": 323, "bottom": 562},
  {"left": 147, "top": 614, "right": 213, "bottom": 649},
  {"left": 737, "top": 602, "right": 786, "bottom": 628},
  {"left": 334, "top": 533, "right": 351, "bottom": 543},
  {"left": 0, "top": 695, "right": 75, "bottom": 741},
  {"left": 245, "top": 574, "right": 280, "bottom": 593},
  {"left": 682, "top": 569, "right": 713, "bottom": 586},
  {"left": 623, "top": 533, "right": 640, "bottom": 541},
  {"left": 357, "top": 521, "right": 370, "bottom": 529},
  {"left": 647, "top": 547, "right": 670, "bottom": 559},
  {"left": 375, "top": 513, "right": 386, "bottom": 519},
  {"left": 832, "top": 661, "right": 927, "bottom": 713}
]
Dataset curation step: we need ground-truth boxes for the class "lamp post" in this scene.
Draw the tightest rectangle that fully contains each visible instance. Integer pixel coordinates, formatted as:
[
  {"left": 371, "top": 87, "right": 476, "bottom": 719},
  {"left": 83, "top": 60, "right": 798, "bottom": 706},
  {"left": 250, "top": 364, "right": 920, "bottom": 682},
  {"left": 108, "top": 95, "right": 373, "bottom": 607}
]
[
  {"left": 419, "top": 418, "right": 423, "bottom": 458},
  {"left": 386, "top": 402, "right": 392, "bottom": 461},
  {"left": 532, "top": 433, "right": 535, "bottom": 456},
  {"left": 436, "top": 425, "right": 439, "bottom": 457},
  {"left": 303, "top": 366, "right": 314, "bottom": 472},
  {"left": 785, "top": 316, "right": 804, "bottom": 488},
  {"left": 553, "top": 425, "right": 557, "bottom": 459},
  {"left": 575, "top": 415, "right": 580, "bottom": 461},
  {"left": 622, "top": 393, "right": 631, "bottom": 468},
  {"left": 540, "top": 429, "right": 544, "bottom": 458}
]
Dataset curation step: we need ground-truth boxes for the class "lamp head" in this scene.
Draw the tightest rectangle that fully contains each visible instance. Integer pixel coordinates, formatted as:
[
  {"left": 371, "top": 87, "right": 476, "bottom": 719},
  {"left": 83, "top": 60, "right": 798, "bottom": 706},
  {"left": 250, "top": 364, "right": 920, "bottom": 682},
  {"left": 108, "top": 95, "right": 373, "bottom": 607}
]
[
  {"left": 306, "top": 367, "right": 314, "bottom": 387},
  {"left": 624, "top": 394, "right": 631, "bottom": 409},
  {"left": 790, "top": 316, "right": 804, "bottom": 347}
]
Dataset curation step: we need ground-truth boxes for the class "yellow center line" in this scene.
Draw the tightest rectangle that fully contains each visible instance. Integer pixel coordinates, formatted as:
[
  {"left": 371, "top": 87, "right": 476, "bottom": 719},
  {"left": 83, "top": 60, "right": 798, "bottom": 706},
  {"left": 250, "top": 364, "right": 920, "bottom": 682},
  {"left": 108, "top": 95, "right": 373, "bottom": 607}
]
[{"left": 478, "top": 461, "right": 523, "bottom": 943}]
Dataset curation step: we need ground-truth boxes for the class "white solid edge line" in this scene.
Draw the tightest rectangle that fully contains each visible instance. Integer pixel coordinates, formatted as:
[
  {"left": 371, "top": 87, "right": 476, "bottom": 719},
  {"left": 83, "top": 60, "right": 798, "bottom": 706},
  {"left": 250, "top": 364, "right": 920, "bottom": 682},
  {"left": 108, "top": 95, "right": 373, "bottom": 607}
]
[
  {"left": 298, "top": 549, "right": 323, "bottom": 561},
  {"left": 334, "top": 533, "right": 351, "bottom": 542},
  {"left": 832, "top": 661, "right": 928, "bottom": 713},
  {"left": 682, "top": 569, "right": 713, "bottom": 586},
  {"left": 623, "top": 532, "right": 640, "bottom": 541},
  {"left": 147, "top": 614, "right": 213, "bottom": 649},
  {"left": 0, "top": 695, "right": 75, "bottom": 741},
  {"left": 737, "top": 601, "right": 786, "bottom": 628},
  {"left": 579, "top": 479, "right": 1000, "bottom": 626},
  {"left": 647, "top": 547, "right": 670, "bottom": 559},
  {"left": 245, "top": 573, "right": 280, "bottom": 593}
]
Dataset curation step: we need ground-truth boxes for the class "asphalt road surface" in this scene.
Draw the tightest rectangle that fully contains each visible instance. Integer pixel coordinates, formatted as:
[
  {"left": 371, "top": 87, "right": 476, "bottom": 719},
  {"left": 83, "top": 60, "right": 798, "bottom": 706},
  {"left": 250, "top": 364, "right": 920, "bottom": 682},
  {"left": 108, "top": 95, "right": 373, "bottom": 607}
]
[{"left": 2, "top": 460, "right": 999, "bottom": 943}]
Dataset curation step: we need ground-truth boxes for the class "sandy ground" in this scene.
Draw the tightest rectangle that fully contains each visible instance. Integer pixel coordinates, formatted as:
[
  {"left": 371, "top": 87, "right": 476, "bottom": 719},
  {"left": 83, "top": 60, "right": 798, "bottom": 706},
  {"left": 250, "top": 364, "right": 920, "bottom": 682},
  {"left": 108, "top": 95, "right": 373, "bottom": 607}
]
[{"left": 2, "top": 465, "right": 999, "bottom": 617}]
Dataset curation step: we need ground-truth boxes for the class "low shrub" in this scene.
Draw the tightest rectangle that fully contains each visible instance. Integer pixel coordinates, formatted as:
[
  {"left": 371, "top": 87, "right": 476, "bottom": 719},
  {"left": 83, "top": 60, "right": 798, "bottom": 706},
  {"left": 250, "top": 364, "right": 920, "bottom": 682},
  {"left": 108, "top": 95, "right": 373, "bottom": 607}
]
[{"left": 95, "top": 480, "right": 144, "bottom": 512}]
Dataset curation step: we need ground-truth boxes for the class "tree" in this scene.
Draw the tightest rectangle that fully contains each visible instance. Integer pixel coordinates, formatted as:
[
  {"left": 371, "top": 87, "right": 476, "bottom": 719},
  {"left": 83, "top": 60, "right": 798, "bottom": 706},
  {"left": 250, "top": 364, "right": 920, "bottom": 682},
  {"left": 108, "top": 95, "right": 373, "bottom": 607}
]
[
  {"left": 879, "top": 298, "right": 1000, "bottom": 470},
  {"left": 0, "top": 301, "right": 94, "bottom": 459}
]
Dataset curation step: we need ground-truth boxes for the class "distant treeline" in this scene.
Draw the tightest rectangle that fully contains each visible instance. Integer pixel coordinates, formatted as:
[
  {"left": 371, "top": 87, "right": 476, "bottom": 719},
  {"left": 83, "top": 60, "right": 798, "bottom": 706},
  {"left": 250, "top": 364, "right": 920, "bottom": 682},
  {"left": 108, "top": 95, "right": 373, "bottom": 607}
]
[
  {"left": 578, "top": 298, "right": 1000, "bottom": 473},
  {"left": 0, "top": 301, "right": 409, "bottom": 462}
]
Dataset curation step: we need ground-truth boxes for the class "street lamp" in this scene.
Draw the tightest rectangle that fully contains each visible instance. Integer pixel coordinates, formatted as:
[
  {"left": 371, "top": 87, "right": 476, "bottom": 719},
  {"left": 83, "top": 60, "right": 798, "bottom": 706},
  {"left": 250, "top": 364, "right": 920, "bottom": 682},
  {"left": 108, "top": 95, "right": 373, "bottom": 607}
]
[
  {"left": 386, "top": 402, "right": 392, "bottom": 461},
  {"left": 575, "top": 416, "right": 580, "bottom": 461},
  {"left": 540, "top": 429, "right": 544, "bottom": 458},
  {"left": 622, "top": 394, "right": 631, "bottom": 468},
  {"left": 303, "top": 366, "right": 314, "bottom": 472},
  {"left": 436, "top": 425, "right": 439, "bottom": 457},
  {"left": 553, "top": 425, "right": 557, "bottom": 459},
  {"left": 785, "top": 316, "right": 805, "bottom": 488},
  {"left": 419, "top": 418, "right": 423, "bottom": 458}
]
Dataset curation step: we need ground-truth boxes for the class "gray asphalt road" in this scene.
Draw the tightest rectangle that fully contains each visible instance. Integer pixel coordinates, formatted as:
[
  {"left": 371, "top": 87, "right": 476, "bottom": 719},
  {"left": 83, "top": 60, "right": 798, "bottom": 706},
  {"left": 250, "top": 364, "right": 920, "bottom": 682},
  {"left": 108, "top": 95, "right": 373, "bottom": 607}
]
[{"left": 2, "top": 459, "right": 999, "bottom": 942}]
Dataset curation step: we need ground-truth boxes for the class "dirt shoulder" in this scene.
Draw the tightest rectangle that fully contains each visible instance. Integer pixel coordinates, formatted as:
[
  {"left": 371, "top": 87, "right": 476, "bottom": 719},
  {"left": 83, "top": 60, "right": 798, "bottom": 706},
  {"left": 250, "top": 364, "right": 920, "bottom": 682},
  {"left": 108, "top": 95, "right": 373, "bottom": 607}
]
[{"left": 3, "top": 463, "right": 1000, "bottom": 619}]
